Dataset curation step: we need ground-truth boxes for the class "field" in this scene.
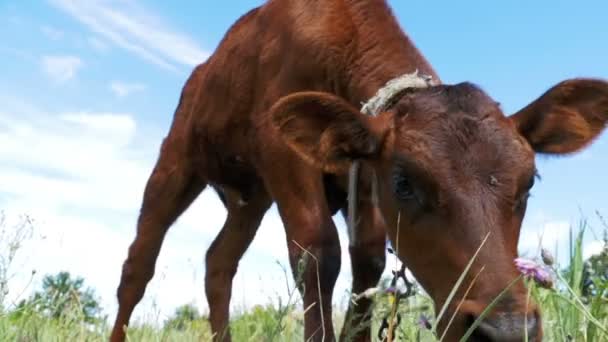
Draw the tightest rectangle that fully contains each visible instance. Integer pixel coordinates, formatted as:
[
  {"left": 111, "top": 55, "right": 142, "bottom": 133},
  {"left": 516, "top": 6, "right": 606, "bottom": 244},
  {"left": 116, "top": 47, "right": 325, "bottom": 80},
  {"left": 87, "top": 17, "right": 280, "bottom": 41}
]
[{"left": 1, "top": 213, "right": 607, "bottom": 342}]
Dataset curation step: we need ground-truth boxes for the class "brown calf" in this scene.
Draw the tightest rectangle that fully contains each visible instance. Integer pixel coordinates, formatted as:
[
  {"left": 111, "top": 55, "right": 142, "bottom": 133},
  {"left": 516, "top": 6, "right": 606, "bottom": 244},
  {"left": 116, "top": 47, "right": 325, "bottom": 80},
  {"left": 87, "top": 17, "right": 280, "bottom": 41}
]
[{"left": 110, "top": 1, "right": 608, "bottom": 341}]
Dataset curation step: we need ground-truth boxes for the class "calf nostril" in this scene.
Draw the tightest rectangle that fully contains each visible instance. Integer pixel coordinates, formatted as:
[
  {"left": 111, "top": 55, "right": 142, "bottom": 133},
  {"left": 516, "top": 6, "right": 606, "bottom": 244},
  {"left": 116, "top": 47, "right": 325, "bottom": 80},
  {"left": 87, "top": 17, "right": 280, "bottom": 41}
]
[
  {"left": 467, "top": 313, "right": 539, "bottom": 342},
  {"left": 476, "top": 322, "right": 506, "bottom": 342},
  {"left": 469, "top": 315, "right": 498, "bottom": 342}
]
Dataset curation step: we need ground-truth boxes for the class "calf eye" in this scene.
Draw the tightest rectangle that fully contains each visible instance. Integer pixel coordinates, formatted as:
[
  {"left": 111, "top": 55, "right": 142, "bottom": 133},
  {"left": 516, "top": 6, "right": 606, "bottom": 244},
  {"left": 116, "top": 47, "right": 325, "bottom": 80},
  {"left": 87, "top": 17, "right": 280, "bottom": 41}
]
[
  {"left": 394, "top": 174, "right": 415, "bottom": 200},
  {"left": 526, "top": 175, "right": 536, "bottom": 191},
  {"left": 515, "top": 174, "right": 537, "bottom": 212},
  {"left": 526, "top": 170, "right": 541, "bottom": 191}
]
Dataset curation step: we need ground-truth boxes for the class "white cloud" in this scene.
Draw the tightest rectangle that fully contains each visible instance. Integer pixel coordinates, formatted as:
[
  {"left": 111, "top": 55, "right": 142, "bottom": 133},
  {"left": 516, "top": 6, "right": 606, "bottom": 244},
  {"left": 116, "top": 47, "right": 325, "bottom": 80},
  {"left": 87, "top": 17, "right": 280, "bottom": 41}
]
[
  {"left": 88, "top": 36, "right": 110, "bottom": 53},
  {"left": 49, "top": 0, "right": 209, "bottom": 71},
  {"left": 518, "top": 215, "right": 572, "bottom": 264},
  {"left": 0, "top": 101, "right": 148, "bottom": 314},
  {"left": 584, "top": 240, "right": 605, "bottom": 259},
  {"left": 41, "top": 25, "right": 64, "bottom": 40},
  {"left": 0, "top": 124, "right": 146, "bottom": 214},
  {"left": 61, "top": 111, "right": 137, "bottom": 140},
  {"left": 41, "top": 55, "right": 83, "bottom": 83},
  {"left": 110, "top": 81, "right": 146, "bottom": 98}
]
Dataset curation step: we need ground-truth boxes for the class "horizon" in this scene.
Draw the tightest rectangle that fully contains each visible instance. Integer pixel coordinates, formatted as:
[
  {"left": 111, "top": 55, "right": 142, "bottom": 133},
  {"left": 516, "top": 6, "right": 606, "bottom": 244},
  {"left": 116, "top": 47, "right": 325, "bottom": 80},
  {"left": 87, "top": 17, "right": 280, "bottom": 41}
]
[{"left": 1, "top": 0, "right": 607, "bottom": 324}]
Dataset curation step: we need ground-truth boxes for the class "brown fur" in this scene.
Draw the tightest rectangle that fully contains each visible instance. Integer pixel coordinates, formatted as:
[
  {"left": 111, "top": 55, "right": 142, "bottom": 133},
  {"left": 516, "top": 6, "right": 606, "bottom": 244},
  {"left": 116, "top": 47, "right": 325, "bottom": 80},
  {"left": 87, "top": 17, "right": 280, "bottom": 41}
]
[{"left": 110, "top": 1, "right": 608, "bottom": 341}]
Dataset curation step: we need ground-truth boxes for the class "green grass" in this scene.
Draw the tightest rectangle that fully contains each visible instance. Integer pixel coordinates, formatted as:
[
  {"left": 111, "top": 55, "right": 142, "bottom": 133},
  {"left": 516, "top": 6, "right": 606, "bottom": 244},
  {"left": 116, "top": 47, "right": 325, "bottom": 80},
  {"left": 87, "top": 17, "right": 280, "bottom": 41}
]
[{"left": 1, "top": 216, "right": 607, "bottom": 341}]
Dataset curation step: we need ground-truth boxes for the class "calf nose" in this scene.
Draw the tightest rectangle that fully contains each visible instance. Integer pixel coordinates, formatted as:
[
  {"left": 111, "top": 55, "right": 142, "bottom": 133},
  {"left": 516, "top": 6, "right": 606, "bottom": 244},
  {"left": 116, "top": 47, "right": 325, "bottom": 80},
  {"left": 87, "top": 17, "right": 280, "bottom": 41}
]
[{"left": 469, "top": 312, "right": 539, "bottom": 342}]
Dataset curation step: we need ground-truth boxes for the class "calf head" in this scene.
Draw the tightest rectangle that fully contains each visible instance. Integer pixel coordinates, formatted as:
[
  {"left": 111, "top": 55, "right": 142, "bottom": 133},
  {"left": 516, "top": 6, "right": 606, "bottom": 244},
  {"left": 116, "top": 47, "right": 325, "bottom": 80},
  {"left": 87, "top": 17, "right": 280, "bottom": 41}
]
[{"left": 271, "top": 78, "right": 608, "bottom": 341}]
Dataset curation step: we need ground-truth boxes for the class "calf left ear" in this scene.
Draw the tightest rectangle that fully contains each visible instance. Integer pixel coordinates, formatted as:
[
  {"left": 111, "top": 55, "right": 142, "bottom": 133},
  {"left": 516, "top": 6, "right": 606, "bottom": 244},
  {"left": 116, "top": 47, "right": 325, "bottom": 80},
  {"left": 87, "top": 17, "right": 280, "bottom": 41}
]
[
  {"left": 510, "top": 78, "right": 608, "bottom": 154},
  {"left": 270, "top": 91, "right": 387, "bottom": 173}
]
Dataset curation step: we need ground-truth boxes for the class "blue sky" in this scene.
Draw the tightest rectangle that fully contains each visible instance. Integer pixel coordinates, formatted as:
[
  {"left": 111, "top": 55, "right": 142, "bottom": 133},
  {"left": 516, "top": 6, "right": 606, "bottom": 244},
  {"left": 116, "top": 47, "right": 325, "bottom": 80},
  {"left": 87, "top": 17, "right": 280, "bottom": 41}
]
[{"left": 1, "top": 0, "right": 607, "bottom": 324}]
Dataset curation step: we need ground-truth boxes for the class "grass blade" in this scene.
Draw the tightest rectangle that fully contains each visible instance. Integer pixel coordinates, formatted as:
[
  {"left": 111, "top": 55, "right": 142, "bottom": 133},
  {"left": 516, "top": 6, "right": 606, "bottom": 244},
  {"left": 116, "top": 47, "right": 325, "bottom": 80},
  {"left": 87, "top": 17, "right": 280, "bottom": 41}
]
[
  {"left": 432, "top": 231, "right": 491, "bottom": 336},
  {"left": 459, "top": 275, "right": 522, "bottom": 342}
]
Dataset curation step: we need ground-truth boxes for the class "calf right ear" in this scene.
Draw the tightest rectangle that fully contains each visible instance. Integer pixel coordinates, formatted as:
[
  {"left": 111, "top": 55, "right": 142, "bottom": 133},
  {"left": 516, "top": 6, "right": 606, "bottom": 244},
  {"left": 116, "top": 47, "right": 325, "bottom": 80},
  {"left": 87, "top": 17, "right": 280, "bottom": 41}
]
[
  {"left": 270, "top": 91, "right": 388, "bottom": 173},
  {"left": 510, "top": 78, "right": 608, "bottom": 154}
]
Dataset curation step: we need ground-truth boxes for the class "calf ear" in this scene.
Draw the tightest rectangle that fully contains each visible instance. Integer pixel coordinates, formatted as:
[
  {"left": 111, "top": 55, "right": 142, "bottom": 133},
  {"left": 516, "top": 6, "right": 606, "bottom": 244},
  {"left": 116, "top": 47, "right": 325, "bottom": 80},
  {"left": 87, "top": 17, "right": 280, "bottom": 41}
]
[
  {"left": 270, "top": 91, "right": 386, "bottom": 173},
  {"left": 510, "top": 78, "right": 608, "bottom": 154}
]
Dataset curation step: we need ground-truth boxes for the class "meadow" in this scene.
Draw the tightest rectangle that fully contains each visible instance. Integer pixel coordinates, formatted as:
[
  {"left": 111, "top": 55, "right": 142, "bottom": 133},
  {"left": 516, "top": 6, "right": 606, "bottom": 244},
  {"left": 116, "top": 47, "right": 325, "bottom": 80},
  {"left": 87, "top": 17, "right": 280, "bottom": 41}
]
[{"left": 0, "top": 211, "right": 606, "bottom": 342}]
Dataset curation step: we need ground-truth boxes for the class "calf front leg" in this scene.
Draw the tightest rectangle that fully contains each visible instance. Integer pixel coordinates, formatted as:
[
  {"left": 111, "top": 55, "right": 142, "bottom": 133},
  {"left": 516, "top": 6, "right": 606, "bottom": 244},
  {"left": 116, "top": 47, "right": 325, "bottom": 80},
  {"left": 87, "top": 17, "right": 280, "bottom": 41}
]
[
  {"left": 284, "top": 209, "right": 342, "bottom": 342},
  {"left": 268, "top": 167, "right": 341, "bottom": 341},
  {"left": 340, "top": 203, "right": 386, "bottom": 342},
  {"left": 110, "top": 139, "right": 206, "bottom": 342},
  {"left": 204, "top": 188, "right": 271, "bottom": 341}
]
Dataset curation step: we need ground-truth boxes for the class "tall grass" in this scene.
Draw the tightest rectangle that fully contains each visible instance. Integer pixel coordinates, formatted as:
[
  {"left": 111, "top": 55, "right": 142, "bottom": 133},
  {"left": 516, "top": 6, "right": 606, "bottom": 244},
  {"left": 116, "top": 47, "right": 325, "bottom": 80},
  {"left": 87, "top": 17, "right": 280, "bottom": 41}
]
[{"left": 1, "top": 213, "right": 607, "bottom": 341}]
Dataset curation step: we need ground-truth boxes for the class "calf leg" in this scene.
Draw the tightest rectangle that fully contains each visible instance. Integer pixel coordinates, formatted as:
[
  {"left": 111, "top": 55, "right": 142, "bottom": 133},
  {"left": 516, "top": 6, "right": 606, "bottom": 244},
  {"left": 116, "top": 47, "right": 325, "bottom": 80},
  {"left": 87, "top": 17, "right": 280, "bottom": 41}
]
[
  {"left": 340, "top": 203, "right": 387, "bottom": 342},
  {"left": 110, "top": 138, "right": 205, "bottom": 342},
  {"left": 205, "top": 188, "right": 271, "bottom": 341},
  {"left": 284, "top": 210, "right": 341, "bottom": 342},
  {"left": 269, "top": 172, "right": 341, "bottom": 341}
]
